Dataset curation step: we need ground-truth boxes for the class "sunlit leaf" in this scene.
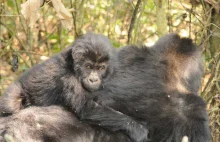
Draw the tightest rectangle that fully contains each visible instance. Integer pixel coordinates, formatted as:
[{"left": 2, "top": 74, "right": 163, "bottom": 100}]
[
  {"left": 20, "top": 0, "right": 44, "bottom": 28},
  {"left": 50, "top": 0, "right": 73, "bottom": 30}
]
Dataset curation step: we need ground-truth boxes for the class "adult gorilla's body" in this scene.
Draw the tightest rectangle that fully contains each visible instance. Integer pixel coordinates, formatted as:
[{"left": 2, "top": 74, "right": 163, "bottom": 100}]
[
  {"left": 82, "top": 34, "right": 211, "bottom": 142},
  {"left": 0, "top": 34, "right": 211, "bottom": 142},
  {"left": 0, "top": 106, "right": 132, "bottom": 142}
]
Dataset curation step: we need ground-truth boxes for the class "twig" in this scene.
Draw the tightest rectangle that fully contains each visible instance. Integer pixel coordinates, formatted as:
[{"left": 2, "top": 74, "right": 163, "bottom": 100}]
[
  {"left": 0, "top": 15, "right": 21, "bottom": 17},
  {"left": 38, "top": 22, "right": 59, "bottom": 47},
  {"left": 12, "top": 50, "right": 45, "bottom": 56},
  {"left": 202, "top": 52, "right": 220, "bottom": 99},
  {"left": 70, "top": 0, "right": 78, "bottom": 39},
  {"left": 14, "top": 0, "right": 27, "bottom": 35},
  {"left": 0, "top": 21, "right": 26, "bottom": 50},
  {"left": 214, "top": 56, "right": 220, "bottom": 93},
  {"left": 27, "top": 27, "right": 34, "bottom": 66},
  {"left": 127, "top": 0, "right": 142, "bottom": 44},
  {"left": 41, "top": 6, "right": 51, "bottom": 55}
]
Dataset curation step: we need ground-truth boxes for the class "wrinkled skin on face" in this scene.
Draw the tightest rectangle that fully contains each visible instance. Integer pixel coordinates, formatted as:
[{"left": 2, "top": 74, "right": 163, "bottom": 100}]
[{"left": 80, "top": 58, "right": 108, "bottom": 91}]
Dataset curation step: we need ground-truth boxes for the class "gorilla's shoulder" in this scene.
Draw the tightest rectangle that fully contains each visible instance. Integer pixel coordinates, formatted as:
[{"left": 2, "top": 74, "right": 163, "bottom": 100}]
[
  {"left": 117, "top": 45, "right": 151, "bottom": 63},
  {"left": 153, "top": 33, "right": 198, "bottom": 54}
]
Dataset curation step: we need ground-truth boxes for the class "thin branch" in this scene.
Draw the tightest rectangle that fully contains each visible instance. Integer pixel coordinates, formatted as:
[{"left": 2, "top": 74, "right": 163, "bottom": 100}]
[
  {"left": 127, "top": 0, "right": 142, "bottom": 44},
  {"left": 70, "top": 0, "right": 78, "bottom": 39},
  {"left": 0, "top": 21, "right": 26, "bottom": 50}
]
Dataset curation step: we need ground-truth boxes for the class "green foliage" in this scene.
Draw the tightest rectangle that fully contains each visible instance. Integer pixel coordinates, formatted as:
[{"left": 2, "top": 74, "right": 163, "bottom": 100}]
[{"left": 7, "top": 0, "right": 14, "bottom": 8}]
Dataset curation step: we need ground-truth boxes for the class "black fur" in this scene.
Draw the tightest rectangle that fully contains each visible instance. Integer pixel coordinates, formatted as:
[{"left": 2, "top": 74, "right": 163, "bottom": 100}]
[
  {"left": 81, "top": 33, "right": 211, "bottom": 142},
  {"left": 0, "top": 33, "right": 116, "bottom": 113},
  {"left": 0, "top": 33, "right": 211, "bottom": 142},
  {"left": 0, "top": 33, "right": 148, "bottom": 142},
  {"left": 0, "top": 106, "right": 132, "bottom": 142}
]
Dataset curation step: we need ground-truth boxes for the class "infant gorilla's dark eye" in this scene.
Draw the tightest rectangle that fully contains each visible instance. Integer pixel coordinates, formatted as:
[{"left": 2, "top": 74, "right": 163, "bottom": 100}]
[
  {"left": 86, "top": 65, "right": 92, "bottom": 70},
  {"left": 98, "top": 66, "right": 105, "bottom": 71}
]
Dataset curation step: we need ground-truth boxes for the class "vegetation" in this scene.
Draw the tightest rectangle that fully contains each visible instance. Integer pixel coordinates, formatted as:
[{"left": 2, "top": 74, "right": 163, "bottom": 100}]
[{"left": 0, "top": 0, "right": 219, "bottom": 141}]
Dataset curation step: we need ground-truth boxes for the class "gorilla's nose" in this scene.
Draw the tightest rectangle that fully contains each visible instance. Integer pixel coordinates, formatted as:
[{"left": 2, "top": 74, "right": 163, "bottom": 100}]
[{"left": 89, "top": 78, "right": 98, "bottom": 83}]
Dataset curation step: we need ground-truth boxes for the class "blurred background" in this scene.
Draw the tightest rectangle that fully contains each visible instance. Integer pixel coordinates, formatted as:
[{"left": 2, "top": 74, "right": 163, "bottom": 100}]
[{"left": 0, "top": 0, "right": 219, "bottom": 141}]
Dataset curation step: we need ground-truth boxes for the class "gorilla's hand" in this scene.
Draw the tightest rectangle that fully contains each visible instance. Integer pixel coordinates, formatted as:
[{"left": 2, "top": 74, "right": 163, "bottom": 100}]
[
  {"left": 79, "top": 100, "right": 149, "bottom": 142},
  {"left": 126, "top": 122, "right": 149, "bottom": 142}
]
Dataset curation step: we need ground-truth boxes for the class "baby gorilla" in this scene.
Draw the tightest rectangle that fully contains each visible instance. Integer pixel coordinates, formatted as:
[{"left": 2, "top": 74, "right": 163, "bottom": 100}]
[
  {"left": 0, "top": 33, "right": 114, "bottom": 114},
  {"left": 0, "top": 33, "right": 148, "bottom": 142}
]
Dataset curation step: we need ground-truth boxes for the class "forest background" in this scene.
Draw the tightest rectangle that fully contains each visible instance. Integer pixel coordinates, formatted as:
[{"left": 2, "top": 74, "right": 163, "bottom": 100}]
[{"left": 0, "top": 0, "right": 219, "bottom": 141}]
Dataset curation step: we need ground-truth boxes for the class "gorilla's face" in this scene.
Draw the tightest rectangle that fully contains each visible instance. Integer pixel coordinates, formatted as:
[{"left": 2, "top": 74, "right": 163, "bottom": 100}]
[
  {"left": 72, "top": 51, "right": 110, "bottom": 92},
  {"left": 80, "top": 59, "right": 108, "bottom": 91},
  {"left": 71, "top": 33, "right": 115, "bottom": 92}
]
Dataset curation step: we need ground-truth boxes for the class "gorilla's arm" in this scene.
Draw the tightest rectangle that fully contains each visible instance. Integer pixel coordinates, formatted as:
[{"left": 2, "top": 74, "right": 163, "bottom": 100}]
[{"left": 79, "top": 100, "right": 148, "bottom": 142}]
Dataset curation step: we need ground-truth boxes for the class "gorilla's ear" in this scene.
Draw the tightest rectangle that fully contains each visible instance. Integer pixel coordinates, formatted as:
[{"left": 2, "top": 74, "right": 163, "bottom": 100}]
[
  {"left": 72, "top": 48, "right": 83, "bottom": 60},
  {"left": 70, "top": 34, "right": 90, "bottom": 61},
  {"left": 71, "top": 44, "right": 88, "bottom": 61}
]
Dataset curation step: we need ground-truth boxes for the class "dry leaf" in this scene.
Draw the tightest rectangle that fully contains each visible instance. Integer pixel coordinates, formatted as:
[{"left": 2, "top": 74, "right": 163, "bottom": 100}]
[
  {"left": 51, "top": 0, "right": 73, "bottom": 30},
  {"left": 20, "top": 0, "right": 44, "bottom": 28},
  {"left": 21, "top": 0, "right": 73, "bottom": 30},
  {"left": 205, "top": 0, "right": 220, "bottom": 14}
]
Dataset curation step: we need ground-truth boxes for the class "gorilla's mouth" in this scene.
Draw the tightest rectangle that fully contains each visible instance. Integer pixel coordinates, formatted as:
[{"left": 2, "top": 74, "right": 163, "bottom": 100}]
[{"left": 82, "top": 79, "right": 101, "bottom": 92}]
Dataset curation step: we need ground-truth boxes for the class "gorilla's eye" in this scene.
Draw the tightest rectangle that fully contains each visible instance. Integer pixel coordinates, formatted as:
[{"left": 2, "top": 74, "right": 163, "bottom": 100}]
[
  {"left": 86, "top": 65, "right": 92, "bottom": 70},
  {"left": 98, "top": 66, "right": 105, "bottom": 71}
]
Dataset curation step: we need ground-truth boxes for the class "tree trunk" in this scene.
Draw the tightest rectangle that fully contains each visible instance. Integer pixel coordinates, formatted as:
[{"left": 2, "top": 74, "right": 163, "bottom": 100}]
[
  {"left": 154, "top": 0, "right": 168, "bottom": 37},
  {"left": 210, "top": 11, "right": 220, "bottom": 56}
]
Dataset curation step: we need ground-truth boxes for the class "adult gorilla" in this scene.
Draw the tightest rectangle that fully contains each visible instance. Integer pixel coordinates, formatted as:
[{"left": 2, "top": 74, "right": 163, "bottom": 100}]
[
  {"left": 0, "top": 34, "right": 211, "bottom": 142},
  {"left": 81, "top": 33, "right": 211, "bottom": 142},
  {"left": 0, "top": 106, "right": 132, "bottom": 142}
]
